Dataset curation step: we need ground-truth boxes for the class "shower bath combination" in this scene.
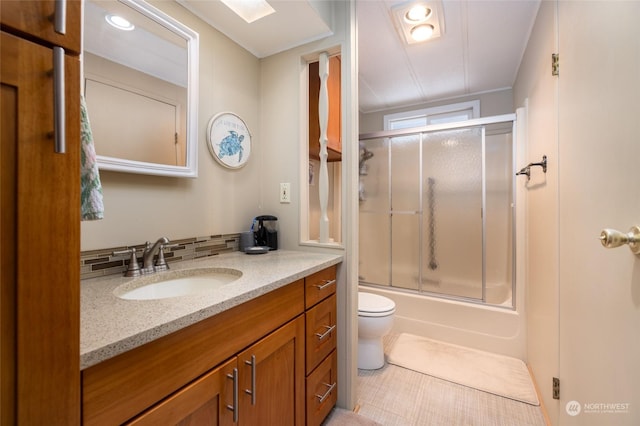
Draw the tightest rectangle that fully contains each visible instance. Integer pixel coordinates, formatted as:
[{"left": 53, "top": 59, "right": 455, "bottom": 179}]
[{"left": 358, "top": 115, "right": 517, "bottom": 308}]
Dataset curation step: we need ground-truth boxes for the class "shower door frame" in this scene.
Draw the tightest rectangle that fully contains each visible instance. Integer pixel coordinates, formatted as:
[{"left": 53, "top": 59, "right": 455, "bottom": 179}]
[{"left": 359, "top": 113, "right": 517, "bottom": 309}]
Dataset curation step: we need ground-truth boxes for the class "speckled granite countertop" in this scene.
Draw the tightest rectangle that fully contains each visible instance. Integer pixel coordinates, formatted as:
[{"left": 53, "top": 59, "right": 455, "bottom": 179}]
[{"left": 81, "top": 250, "right": 342, "bottom": 370}]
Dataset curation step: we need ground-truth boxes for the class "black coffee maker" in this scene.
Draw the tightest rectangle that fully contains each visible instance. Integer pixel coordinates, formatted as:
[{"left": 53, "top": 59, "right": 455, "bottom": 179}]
[{"left": 253, "top": 215, "right": 278, "bottom": 250}]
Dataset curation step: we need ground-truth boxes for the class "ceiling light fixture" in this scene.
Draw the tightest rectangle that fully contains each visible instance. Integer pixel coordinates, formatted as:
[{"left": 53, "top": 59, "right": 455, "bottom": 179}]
[
  {"left": 405, "top": 5, "right": 431, "bottom": 23},
  {"left": 220, "top": 0, "right": 276, "bottom": 24},
  {"left": 105, "top": 14, "right": 135, "bottom": 31},
  {"left": 391, "top": 1, "right": 444, "bottom": 45},
  {"left": 411, "top": 24, "right": 434, "bottom": 42}
]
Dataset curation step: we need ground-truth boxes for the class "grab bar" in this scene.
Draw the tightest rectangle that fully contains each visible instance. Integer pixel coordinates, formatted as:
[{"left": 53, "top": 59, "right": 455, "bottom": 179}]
[
  {"left": 516, "top": 155, "right": 547, "bottom": 181},
  {"left": 426, "top": 177, "right": 438, "bottom": 270}
]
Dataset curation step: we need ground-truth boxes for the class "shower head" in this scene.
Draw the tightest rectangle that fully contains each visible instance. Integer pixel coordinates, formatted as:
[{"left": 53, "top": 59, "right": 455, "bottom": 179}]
[
  {"left": 359, "top": 147, "right": 375, "bottom": 175},
  {"left": 360, "top": 149, "right": 374, "bottom": 162}
]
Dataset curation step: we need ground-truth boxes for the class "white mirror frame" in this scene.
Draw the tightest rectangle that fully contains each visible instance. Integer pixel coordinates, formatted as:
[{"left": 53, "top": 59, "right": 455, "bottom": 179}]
[{"left": 95, "top": 0, "right": 199, "bottom": 178}]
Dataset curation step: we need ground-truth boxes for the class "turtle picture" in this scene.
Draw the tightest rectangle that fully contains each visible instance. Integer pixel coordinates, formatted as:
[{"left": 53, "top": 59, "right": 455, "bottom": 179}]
[
  {"left": 207, "top": 113, "right": 251, "bottom": 168},
  {"left": 218, "top": 130, "right": 245, "bottom": 162}
]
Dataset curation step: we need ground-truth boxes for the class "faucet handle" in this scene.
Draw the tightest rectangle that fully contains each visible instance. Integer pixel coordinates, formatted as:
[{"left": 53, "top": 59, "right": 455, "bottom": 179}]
[
  {"left": 155, "top": 243, "right": 178, "bottom": 272},
  {"left": 112, "top": 247, "right": 142, "bottom": 277}
]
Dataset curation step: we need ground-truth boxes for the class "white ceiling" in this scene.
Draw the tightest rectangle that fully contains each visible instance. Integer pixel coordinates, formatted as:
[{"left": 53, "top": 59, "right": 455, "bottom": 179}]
[
  {"left": 176, "top": 0, "right": 334, "bottom": 58},
  {"left": 176, "top": 0, "right": 541, "bottom": 114},
  {"left": 358, "top": 0, "right": 541, "bottom": 113}
]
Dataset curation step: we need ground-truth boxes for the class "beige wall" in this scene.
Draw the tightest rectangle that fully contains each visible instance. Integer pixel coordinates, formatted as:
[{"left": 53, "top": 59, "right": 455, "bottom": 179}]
[
  {"left": 513, "top": 1, "right": 559, "bottom": 422},
  {"left": 258, "top": 1, "right": 357, "bottom": 409},
  {"left": 81, "top": 1, "right": 262, "bottom": 250}
]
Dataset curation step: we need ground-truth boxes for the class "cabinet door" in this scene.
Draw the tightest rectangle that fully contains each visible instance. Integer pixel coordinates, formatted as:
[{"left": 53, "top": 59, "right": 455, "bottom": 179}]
[
  {"left": 238, "top": 316, "right": 305, "bottom": 425},
  {"left": 0, "top": 0, "right": 81, "bottom": 53},
  {"left": 1, "top": 31, "right": 80, "bottom": 425},
  {"left": 127, "top": 358, "right": 237, "bottom": 426}
]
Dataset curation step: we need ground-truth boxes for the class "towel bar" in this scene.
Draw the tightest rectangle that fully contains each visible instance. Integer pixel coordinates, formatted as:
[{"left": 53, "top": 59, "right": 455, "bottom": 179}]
[{"left": 516, "top": 155, "right": 547, "bottom": 181}]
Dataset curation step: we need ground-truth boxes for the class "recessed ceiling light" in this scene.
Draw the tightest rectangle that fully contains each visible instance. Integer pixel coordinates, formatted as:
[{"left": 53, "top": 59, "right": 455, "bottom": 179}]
[
  {"left": 411, "top": 24, "right": 434, "bottom": 42},
  {"left": 220, "top": 0, "right": 276, "bottom": 24},
  {"left": 105, "top": 14, "right": 135, "bottom": 31},
  {"left": 391, "top": 1, "right": 444, "bottom": 45},
  {"left": 405, "top": 5, "right": 431, "bottom": 23}
]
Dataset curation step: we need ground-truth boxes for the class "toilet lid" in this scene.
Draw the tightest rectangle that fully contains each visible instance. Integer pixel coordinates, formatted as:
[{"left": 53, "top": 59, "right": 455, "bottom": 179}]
[{"left": 358, "top": 292, "right": 395, "bottom": 315}]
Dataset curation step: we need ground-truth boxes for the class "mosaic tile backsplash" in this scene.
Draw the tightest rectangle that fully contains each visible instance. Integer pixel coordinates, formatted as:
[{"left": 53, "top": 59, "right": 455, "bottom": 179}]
[{"left": 80, "top": 234, "right": 240, "bottom": 280}]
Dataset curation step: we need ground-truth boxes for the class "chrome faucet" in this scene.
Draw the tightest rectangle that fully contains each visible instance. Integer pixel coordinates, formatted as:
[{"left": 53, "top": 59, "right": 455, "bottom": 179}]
[{"left": 142, "top": 237, "right": 170, "bottom": 274}]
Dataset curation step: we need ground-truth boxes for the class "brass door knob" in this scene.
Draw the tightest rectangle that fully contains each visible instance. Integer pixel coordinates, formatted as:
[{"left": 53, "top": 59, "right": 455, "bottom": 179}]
[{"left": 599, "top": 226, "right": 640, "bottom": 254}]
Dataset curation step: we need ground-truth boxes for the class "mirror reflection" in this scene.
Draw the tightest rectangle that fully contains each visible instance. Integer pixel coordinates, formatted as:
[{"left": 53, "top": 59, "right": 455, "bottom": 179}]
[{"left": 83, "top": 0, "right": 198, "bottom": 177}]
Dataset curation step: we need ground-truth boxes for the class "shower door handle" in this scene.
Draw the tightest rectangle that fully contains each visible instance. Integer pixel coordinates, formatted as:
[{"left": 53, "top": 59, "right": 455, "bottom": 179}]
[{"left": 599, "top": 226, "right": 640, "bottom": 254}]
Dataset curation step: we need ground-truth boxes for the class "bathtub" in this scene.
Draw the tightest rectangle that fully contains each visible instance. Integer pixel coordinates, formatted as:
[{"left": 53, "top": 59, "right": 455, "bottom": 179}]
[{"left": 359, "top": 283, "right": 526, "bottom": 360}]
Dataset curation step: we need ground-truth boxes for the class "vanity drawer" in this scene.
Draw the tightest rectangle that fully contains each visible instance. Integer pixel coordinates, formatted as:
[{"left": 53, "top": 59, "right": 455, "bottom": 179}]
[
  {"left": 306, "top": 349, "right": 337, "bottom": 426},
  {"left": 305, "top": 293, "right": 336, "bottom": 374},
  {"left": 305, "top": 265, "right": 336, "bottom": 309}
]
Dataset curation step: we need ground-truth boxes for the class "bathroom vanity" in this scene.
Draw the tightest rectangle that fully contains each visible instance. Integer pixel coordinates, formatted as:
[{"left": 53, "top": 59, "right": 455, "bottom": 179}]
[{"left": 80, "top": 251, "right": 340, "bottom": 425}]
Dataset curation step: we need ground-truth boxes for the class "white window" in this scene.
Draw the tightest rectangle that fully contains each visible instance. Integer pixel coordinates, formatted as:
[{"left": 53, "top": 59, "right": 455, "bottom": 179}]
[{"left": 384, "top": 100, "right": 480, "bottom": 130}]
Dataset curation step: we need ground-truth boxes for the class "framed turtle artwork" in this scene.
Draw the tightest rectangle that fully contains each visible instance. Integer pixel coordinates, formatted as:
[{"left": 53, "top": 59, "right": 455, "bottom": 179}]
[{"left": 206, "top": 112, "right": 252, "bottom": 169}]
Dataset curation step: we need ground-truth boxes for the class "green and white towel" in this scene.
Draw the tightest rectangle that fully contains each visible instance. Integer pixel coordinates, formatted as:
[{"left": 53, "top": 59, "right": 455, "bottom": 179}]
[{"left": 80, "top": 94, "right": 104, "bottom": 221}]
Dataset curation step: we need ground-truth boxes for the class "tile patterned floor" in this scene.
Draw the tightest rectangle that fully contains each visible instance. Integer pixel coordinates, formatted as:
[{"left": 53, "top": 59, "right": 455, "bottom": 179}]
[{"left": 355, "top": 335, "right": 547, "bottom": 426}]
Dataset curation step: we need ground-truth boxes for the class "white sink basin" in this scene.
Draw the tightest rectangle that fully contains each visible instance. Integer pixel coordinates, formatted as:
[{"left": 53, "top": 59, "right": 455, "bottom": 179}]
[{"left": 114, "top": 268, "right": 242, "bottom": 300}]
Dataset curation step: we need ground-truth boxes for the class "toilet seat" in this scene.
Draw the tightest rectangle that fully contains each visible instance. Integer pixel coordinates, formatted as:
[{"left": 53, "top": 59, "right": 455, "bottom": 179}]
[{"left": 358, "top": 292, "right": 395, "bottom": 317}]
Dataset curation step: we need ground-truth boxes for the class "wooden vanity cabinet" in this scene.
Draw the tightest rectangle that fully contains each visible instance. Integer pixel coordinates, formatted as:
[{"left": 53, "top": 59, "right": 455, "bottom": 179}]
[
  {"left": 127, "top": 316, "right": 305, "bottom": 426},
  {"left": 304, "top": 266, "right": 338, "bottom": 426},
  {"left": 126, "top": 358, "right": 237, "bottom": 426},
  {"left": 1, "top": 1, "right": 81, "bottom": 424},
  {"left": 82, "top": 265, "right": 339, "bottom": 425},
  {"left": 0, "top": 0, "right": 82, "bottom": 53},
  {"left": 236, "top": 316, "right": 305, "bottom": 425},
  {"left": 82, "top": 280, "right": 306, "bottom": 425}
]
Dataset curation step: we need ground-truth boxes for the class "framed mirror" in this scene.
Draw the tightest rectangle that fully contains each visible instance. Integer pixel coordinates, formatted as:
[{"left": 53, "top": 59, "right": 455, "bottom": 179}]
[{"left": 83, "top": 0, "right": 199, "bottom": 177}]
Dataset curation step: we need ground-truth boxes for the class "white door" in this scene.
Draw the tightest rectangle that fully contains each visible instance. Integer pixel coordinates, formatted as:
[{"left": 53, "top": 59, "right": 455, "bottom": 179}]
[{"left": 558, "top": 1, "right": 640, "bottom": 425}]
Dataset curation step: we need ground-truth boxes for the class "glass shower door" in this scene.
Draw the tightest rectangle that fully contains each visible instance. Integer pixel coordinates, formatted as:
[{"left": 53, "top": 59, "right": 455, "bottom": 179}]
[
  {"left": 390, "top": 134, "right": 421, "bottom": 291},
  {"left": 421, "top": 127, "right": 484, "bottom": 300},
  {"left": 358, "top": 138, "right": 390, "bottom": 286}
]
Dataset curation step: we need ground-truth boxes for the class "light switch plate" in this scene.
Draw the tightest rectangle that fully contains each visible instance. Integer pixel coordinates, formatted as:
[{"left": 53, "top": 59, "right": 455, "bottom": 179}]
[{"left": 280, "top": 183, "right": 291, "bottom": 203}]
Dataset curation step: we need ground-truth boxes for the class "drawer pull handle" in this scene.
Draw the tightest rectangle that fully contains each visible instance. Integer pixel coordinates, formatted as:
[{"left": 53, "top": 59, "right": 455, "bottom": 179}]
[
  {"left": 314, "top": 279, "right": 336, "bottom": 290},
  {"left": 244, "top": 355, "right": 256, "bottom": 405},
  {"left": 315, "top": 382, "right": 336, "bottom": 403},
  {"left": 315, "top": 324, "right": 336, "bottom": 341},
  {"left": 53, "top": 46, "right": 66, "bottom": 153},
  {"left": 226, "top": 368, "right": 238, "bottom": 423},
  {"left": 54, "top": 0, "right": 67, "bottom": 34}
]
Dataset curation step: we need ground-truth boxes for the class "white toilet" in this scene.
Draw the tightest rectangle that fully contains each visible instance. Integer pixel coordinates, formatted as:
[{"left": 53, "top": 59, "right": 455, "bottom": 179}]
[{"left": 357, "top": 292, "right": 396, "bottom": 370}]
